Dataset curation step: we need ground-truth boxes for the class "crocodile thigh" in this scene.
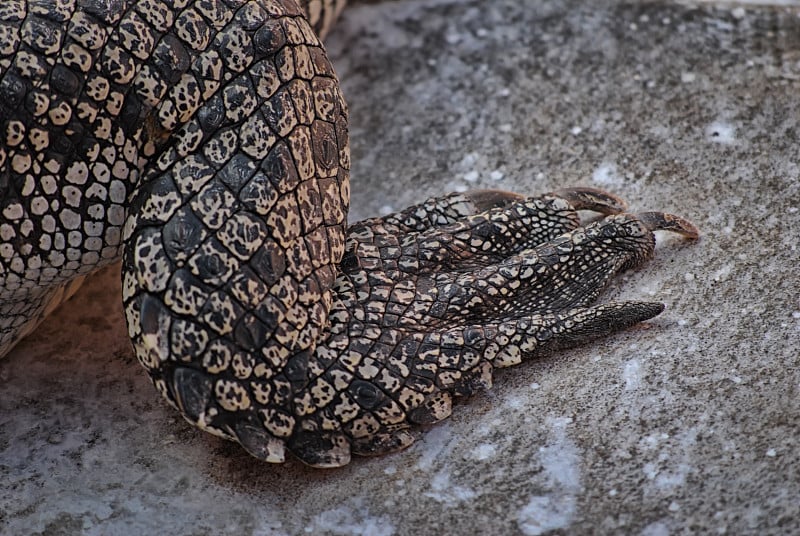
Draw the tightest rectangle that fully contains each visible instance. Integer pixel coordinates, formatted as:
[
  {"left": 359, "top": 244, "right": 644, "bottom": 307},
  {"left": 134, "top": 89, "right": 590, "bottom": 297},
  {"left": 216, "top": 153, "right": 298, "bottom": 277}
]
[{"left": 0, "top": 1, "right": 348, "bottom": 354}]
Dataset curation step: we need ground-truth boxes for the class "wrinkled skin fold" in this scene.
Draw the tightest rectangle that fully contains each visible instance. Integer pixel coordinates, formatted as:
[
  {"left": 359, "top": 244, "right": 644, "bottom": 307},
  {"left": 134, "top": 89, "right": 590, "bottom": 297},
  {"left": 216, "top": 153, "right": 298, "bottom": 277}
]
[{"left": 0, "top": 0, "right": 698, "bottom": 468}]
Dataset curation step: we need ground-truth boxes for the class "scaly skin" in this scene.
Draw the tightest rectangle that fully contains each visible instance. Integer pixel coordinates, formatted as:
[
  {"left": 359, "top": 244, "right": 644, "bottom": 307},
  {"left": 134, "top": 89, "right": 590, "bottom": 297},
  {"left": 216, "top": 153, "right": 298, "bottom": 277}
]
[{"left": 0, "top": 1, "right": 698, "bottom": 467}]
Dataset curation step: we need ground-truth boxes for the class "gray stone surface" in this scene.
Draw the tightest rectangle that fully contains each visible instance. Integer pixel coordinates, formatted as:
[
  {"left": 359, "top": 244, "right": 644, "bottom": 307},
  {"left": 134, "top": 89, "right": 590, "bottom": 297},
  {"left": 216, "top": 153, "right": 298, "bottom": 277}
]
[{"left": 2, "top": 1, "right": 799, "bottom": 534}]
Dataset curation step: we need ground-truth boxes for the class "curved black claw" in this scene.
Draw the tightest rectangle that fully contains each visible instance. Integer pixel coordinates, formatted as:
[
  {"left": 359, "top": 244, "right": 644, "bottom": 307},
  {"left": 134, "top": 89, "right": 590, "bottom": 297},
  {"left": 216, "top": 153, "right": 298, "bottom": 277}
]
[
  {"left": 551, "top": 187, "right": 628, "bottom": 215},
  {"left": 635, "top": 211, "right": 700, "bottom": 239}
]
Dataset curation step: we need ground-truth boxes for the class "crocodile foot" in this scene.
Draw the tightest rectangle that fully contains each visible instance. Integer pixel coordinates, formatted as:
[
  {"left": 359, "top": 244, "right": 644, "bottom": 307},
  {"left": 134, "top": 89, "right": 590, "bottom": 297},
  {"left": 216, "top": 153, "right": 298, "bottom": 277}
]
[{"left": 151, "top": 186, "right": 697, "bottom": 467}]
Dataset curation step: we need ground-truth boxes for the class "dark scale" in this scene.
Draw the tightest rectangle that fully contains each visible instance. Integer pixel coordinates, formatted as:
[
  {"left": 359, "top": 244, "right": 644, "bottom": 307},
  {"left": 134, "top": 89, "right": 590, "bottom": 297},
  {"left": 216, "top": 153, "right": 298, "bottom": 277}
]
[{"left": 0, "top": 0, "right": 697, "bottom": 468}]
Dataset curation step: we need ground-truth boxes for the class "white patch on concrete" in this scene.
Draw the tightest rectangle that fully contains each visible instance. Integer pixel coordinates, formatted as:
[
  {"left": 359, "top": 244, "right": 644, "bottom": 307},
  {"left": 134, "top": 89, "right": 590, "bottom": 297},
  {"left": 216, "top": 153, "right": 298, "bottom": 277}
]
[
  {"left": 591, "top": 162, "right": 622, "bottom": 186},
  {"left": 469, "top": 442, "right": 497, "bottom": 461},
  {"left": 415, "top": 423, "right": 486, "bottom": 505},
  {"left": 712, "top": 262, "right": 733, "bottom": 282},
  {"left": 641, "top": 520, "right": 671, "bottom": 536},
  {"left": 623, "top": 359, "right": 643, "bottom": 391},
  {"left": 766, "top": 448, "right": 777, "bottom": 457},
  {"left": 517, "top": 495, "right": 577, "bottom": 536},
  {"left": 706, "top": 120, "right": 736, "bottom": 144},
  {"left": 731, "top": 7, "right": 746, "bottom": 19},
  {"left": 459, "top": 151, "right": 479, "bottom": 168},
  {"left": 463, "top": 170, "right": 479, "bottom": 182},
  {"left": 456, "top": 151, "right": 497, "bottom": 186},
  {"left": 641, "top": 428, "right": 698, "bottom": 493},
  {"left": 306, "top": 500, "right": 395, "bottom": 536},
  {"left": 517, "top": 417, "right": 582, "bottom": 535},
  {"left": 640, "top": 433, "right": 669, "bottom": 450},
  {"left": 424, "top": 470, "right": 478, "bottom": 505},
  {"left": 446, "top": 32, "right": 466, "bottom": 46},
  {"left": 415, "top": 422, "right": 454, "bottom": 471},
  {"left": 504, "top": 393, "right": 526, "bottom": 410},
  {"left": 643, "top": 462, "right": 659, "bottom": 480},
  {"left": 655, "top": 463, "right": 692, "bottom": 489}
]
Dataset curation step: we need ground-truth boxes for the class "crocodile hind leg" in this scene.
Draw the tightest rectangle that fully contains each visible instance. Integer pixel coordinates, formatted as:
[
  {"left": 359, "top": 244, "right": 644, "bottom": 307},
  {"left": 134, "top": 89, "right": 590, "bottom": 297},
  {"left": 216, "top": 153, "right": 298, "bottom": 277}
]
[
  {"left": 277, "top": 190, "right": 698, "bottom": 465},
  {"left": 158, "top": 186, "right": 697, "bottom": 468}
]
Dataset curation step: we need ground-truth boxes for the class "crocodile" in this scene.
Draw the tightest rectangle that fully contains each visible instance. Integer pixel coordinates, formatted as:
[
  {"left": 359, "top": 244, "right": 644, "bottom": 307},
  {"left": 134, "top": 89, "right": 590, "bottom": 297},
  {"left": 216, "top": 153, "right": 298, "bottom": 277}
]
[{"left": 0, "top": 0, "right": 698, "bottom": 467}]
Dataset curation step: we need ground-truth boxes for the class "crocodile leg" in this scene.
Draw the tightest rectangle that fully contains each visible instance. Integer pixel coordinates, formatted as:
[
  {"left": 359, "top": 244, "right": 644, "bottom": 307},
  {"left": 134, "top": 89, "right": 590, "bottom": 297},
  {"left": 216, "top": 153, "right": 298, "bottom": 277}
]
[{"left": 278, "top": 202, "right": 698, "bottom": 465}]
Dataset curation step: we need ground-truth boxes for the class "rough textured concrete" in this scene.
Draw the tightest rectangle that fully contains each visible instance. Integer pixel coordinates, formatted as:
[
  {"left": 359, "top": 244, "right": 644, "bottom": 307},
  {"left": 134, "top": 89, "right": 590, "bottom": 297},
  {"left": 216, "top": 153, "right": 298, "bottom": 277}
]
[{"left": 2, "top": 1, "right": 799, "bottom": 534}]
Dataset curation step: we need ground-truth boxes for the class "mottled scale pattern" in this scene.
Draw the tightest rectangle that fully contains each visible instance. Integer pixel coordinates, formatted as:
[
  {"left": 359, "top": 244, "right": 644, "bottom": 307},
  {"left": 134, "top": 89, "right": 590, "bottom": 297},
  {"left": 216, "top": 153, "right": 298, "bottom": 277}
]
[
  {"left": 0, "top": 0, "right": 347, "bottom": 361},
  {"left": 0, "top": 0, "right": 698, "bottom": 468}
]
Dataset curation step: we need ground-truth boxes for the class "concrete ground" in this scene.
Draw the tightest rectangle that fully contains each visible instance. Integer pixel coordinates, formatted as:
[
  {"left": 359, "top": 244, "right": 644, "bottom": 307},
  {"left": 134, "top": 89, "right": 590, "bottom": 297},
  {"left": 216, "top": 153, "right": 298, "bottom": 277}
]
[{"left": 2, "top": 0, "right": 799, "bottom": 534}]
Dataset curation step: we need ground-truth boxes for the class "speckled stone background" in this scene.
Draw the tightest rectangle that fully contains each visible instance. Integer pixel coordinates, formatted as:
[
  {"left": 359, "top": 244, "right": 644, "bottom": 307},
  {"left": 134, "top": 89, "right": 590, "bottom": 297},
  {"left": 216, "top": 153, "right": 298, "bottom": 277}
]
[{"left": 2, "top": 1, "right": 799, "bottom": 534}]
